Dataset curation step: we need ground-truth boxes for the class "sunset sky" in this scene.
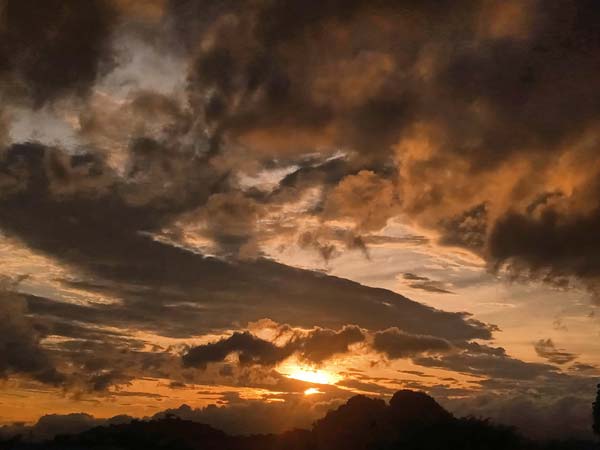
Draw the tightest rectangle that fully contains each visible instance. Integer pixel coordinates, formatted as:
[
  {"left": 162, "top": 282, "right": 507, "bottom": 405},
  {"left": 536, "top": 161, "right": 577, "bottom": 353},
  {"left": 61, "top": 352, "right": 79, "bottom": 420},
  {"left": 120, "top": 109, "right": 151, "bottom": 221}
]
[{"left": 1, "top": 0, "right": 600, "bottom": 441}]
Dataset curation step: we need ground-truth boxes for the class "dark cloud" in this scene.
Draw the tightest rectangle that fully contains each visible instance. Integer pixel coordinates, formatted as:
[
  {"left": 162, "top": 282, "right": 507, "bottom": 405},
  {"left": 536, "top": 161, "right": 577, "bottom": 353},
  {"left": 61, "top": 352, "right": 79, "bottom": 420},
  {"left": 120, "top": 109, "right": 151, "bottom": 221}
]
[
  {"left": 1, "top": 1, "right": 599, "bottom": 437},
  {"left": 183, "top": 325, "right": 366, "bottom": 369},
  {"left": 447, "top": 392, "right": 596, "bottom": 440},
  {"left": 569, "top": 362, "right": 598, "bottom": 373},
  {"left": 0, "top": 277, "right": 63, "bottom": 385},
  {"left": 372, "top": 328, "right": 452, "bottom": 359},
  {"left": 183, "top": 332, "right": 293, "bottom": 369},
  {"left": 0, "top": 0, "right": 117, "bottom": 106},
  {"left": 488, "top": 201, "right": 600, "bottom": 299},
  {"left": 3, "top": 0, "right": 599, "bottom": 309},
  {"left": 2, "top": 0, "right": 599, "bottom": 295},
  {"left": 165, "top": 0, "right": 600, "bottom": 292},
  {"left": 0, "top": 108, "right": 8, "bottom": 148},
  {"left": 533, "top": 339, "right": 578, "bottom": 365},
  {"left": 0, "top": 139, "right": 491, "bottom": 344},
  {"left": 402, "top": 273, "right": 454, "bottom": 295},
  {"left": 414, "top": 348, "right": 557, "bottom": 381},
  {"left": 295, "top": 325, "right": 365, "bottom": 364},
  {"left": 183, "top": 323, "right": 481, "bottom": 371},
  {"left": 0, "top": 139, "right": 220, "bottom": 277},
  {"left": 0, "top": 285, "right": 183, "bottom": 392}
]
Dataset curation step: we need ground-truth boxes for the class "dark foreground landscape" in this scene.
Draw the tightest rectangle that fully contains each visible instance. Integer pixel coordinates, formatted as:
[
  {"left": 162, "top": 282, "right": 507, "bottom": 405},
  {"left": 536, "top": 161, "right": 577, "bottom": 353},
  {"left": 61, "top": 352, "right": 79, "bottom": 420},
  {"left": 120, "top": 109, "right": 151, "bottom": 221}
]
[{"left": 2, "top": 391, "right": 597, "bottom": 450}]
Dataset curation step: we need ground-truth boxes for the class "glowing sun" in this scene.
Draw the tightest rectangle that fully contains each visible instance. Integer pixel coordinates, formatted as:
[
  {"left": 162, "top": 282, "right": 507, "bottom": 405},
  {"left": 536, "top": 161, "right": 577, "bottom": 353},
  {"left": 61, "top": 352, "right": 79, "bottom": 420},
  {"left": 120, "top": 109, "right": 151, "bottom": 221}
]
[
  {"left": 304, "top": 387, "right": 322, "bottom": 396},
  {"left": 286, "top": 367, "right": 340, "bottom": 385}
]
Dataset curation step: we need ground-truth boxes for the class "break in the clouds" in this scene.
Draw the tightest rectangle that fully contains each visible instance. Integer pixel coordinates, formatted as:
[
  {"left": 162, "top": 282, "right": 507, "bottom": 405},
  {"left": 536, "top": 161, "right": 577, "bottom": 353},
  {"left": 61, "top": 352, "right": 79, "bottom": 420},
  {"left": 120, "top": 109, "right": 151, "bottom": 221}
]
[{"left": 1, "top": 0, "right": 599, "bottom": 442}]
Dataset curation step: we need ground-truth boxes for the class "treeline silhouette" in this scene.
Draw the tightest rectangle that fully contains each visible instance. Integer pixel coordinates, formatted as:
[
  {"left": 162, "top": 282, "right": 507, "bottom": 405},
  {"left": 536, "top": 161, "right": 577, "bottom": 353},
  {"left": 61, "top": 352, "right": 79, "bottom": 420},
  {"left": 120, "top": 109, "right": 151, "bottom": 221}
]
[{"left": 1, "top": 390, "right": 597, "bottom": 450}]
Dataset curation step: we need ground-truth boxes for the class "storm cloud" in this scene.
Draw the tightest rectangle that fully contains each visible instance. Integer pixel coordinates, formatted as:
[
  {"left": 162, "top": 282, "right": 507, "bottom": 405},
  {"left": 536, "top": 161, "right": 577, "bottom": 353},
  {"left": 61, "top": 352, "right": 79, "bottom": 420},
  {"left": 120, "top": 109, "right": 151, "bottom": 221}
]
[
  {"left": 2, "top": 0, "right": 600, "bottom": 297},
  {"left": 1, "top": 0, "right": 599, "bottom": 442},
  {"left": 0, "top": 0, "right": 117, "bottom": 106}
]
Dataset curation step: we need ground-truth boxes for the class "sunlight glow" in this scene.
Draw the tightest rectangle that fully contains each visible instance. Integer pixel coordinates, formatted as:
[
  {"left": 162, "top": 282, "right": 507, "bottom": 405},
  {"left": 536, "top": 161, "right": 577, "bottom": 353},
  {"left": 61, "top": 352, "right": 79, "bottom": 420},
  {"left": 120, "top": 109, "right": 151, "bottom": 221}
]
[
  {"left": 304, "top": 387, "right": 322, "bottom": 396},
  {"left": 286, "top": 367, "right": 340, "bottom": 385}
]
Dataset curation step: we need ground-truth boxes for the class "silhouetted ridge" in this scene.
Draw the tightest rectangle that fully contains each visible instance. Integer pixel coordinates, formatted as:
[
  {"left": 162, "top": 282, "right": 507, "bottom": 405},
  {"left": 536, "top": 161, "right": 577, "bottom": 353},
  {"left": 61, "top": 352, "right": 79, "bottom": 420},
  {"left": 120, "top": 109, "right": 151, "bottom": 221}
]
[
  {"left": 313, "top": 395, "right": 388, "bottom": 450},
  {"left": 388, "top": 389, "right": 453, "bottom": 423},
  {"left": 54, "top": 417, "right": 228, "bottom": 450},
  {"left": 1, "top": 390, "right": 597, "bottom": 450},
  {"left": 312, "top": 390, "right": 456, "bottom": 450}
]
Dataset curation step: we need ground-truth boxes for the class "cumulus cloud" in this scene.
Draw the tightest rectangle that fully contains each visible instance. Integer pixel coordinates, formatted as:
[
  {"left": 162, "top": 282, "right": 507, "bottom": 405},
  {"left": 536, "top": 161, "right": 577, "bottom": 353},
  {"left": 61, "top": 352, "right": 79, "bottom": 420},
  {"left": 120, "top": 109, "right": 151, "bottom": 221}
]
[
  {"left": 295, "top": 325, "right": 365, "bottom": 363},
  {"left": 183, "top": 332, "right": 294, "bottom": 369},
  {"left": 183, "top": 325, "right": 366, "bottom": 369},
  {"left": 184, "top": 323, "right": 465, "bottom": 370}
]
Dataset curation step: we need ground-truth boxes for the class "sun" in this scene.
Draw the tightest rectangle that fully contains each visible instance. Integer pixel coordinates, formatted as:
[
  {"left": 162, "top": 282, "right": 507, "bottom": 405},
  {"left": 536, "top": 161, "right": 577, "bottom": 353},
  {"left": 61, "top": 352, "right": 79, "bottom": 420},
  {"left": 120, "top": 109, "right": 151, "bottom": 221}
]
[
  {"left": 285, "top": 367, "right": 340, "bottom": 385},
  {"left": 303, "top": 387, "right": 322, "bottom": 396}
]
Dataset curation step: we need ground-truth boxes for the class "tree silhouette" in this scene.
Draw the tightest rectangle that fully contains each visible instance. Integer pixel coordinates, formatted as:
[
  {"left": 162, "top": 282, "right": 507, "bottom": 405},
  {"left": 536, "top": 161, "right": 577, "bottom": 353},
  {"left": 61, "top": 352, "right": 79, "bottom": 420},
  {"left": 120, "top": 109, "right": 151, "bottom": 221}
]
[
  {"left": 1, "top": 390, "right": 598, "bottom": 450},
  {"left": 593, "top": 383, "right": 600, "bottom": 437}
]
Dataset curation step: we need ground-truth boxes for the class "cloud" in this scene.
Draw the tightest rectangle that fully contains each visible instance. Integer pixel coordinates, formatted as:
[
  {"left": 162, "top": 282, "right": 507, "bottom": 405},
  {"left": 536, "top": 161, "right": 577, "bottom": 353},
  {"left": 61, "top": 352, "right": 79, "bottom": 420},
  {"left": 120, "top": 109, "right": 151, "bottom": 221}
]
[
  {"left": 0, "top": 0, "right": 117, "bottom": 106},
  {"left": 0, "top": 1, "right": 599, "bottom": 435},
  {"left": 184, "top": 323, "right": 472, "bottom": 371},
  {"left": 0, "top": 413, "right": 133, "bottom": 442},
  {"left": 3, "top": 0, "right": 600, "bottom": 294},
  {"left": 414, "top": 349, "right": 557, "bottom": 381},
  {"left": 153, "top": 395, "right": 341, "bottom": 436},
  {"left": 372, "top": 328, "right": 452, "bottom": 359},
  {"left": 447, "top": 393, "right": 596, "bottom": 440},
  {"left": 182, "top": 321, "right": 480, "bottom": 373},
  {"left": 168, "top": 0, "right": 600, "bottom": 293},
  {"left": 1, "top": 0, "right": 599, "bottom": 296},
  {"left": 322, "top": 170, "right": 399, "bottom": 232},
  {"left": 183, "top": 324, "right": 366, "bottom": 369},
  {"left": 0, "top": 108, "right": 8, "bottom": 148},
  {"left": 533, "top": 339, "right": 578, "bottom": 365},
  {"left": 401, "top": 273, "right": 454, "bottom": 294},
  {"left": 0, "top": 277, "right": 63, "bottom": 385},
  {"left": 295, "top": 325, "right": 365, "bottom": 363},
  {"left": 0, "top": 137, "right": 493, "bottom": 348},
  {"left": 183, "top": 332, "right": 293, "bottom": 370},
  {"left": 569, "top": 362, "right": 598, "bottom": 373}
]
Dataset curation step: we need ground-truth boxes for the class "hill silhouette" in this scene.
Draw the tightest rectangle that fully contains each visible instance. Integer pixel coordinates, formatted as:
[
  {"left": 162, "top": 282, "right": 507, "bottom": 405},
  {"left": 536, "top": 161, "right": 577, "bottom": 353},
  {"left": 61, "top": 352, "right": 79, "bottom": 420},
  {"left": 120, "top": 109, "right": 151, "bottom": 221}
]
[{"left": 1, "top": 390, "right": 597, "bottom": 450}]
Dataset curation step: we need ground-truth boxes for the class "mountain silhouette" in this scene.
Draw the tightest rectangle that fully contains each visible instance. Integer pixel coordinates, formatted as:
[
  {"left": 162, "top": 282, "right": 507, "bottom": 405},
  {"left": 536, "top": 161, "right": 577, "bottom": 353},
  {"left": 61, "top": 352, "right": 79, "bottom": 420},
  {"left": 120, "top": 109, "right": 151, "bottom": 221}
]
[{"left": 1, "top": 390, "right": 597, "bottom": 450}]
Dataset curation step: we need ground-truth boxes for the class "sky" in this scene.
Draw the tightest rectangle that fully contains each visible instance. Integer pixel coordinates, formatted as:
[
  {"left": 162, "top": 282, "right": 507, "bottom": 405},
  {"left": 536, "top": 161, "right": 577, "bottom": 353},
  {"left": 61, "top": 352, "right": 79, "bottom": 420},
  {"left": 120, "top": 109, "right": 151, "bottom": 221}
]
[{"left": 0, "top": 0, "right": 600, "bottom": 441}]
